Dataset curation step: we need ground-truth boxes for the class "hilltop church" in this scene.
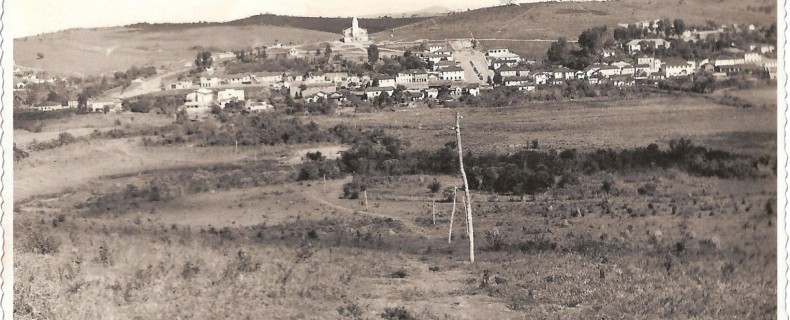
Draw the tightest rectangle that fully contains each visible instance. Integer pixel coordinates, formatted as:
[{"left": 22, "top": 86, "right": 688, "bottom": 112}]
[{"left": 342, "top": 17, "right": 369, "bottom": 43}]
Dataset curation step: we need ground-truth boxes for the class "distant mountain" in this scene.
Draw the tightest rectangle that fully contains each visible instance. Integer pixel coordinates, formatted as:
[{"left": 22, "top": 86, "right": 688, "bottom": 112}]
[{"left": 359, "top": 6, "right": 453, "bottom": 18}]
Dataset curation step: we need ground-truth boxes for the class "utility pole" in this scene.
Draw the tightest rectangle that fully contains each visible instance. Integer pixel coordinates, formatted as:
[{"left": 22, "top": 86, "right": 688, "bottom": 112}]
[
  {"left": 432, "top": 200, "right": 436, "bottom": 226},
  {"left": 448, "top": 187, "right": 457, "bottom": 243},
  {"left": 456, "top": 112, "right": 474, "bottom": 263}
]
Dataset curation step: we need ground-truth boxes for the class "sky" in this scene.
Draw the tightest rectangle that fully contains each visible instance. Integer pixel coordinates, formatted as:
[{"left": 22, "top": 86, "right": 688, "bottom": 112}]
[{"left": 13, "top": 0, "right": 528, "bottom": 38}]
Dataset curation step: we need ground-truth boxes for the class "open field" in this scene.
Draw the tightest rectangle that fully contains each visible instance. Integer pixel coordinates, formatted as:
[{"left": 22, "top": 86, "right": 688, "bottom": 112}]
[
  {"left": 314, "top": 96, "right": 776, "bottom": 155},
  {"left": 374, "top": 0, "right": 775, "bottom": 57},
  {"left": 14, "top": 88, "right": 777, "bottom": 318},
  {"left": 15, "top": 25, "right": 338, "bottom": 76},
  {"left": 14, "top": 112, "right": 174, "bottom": 147}
]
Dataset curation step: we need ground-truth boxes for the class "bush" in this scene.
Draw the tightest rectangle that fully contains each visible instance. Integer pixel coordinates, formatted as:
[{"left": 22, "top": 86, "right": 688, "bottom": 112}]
[
  {"left": 13, "top": 144, "right": 29, "bottom": 161},
  {"left": 338, "top": 302, "right": 364, "bottom": 319},
  {"left": 25, "top": 232, "right": 61, "bottom": 255},
  {"left": 427, "top": 179, "right": 442, "bottom": 193},
  {"left": 380, "top": 307, "right": 416, "bottom": 320},
  {"left": 342, "top": 181, "right": 366, "bottom": 199},
  {"left": 484, "top": 229, "right": 508, "bottom": 251},
  {"left": 390, "top": 269, "right": 408, "bottom": 278},
  {"left": 557, "top": 171, "right": 579, "bottom": 188}
]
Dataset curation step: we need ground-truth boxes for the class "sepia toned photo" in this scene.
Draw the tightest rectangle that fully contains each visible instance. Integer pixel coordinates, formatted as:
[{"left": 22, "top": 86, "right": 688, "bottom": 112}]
[{"left": 9, "top": 0, "right": 783, "bottom": 318}]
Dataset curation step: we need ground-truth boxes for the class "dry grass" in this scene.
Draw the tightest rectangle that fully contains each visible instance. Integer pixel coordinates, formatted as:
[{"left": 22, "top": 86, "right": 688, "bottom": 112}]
[
  {"left": 14, "top": 90, "right": 776, "bottom": 319},
  {"left": 15, "top": 25, "right": 337, "bottom": 76},
  {"left": 313, "top": 96, "right": 776, "bottom": 154}
]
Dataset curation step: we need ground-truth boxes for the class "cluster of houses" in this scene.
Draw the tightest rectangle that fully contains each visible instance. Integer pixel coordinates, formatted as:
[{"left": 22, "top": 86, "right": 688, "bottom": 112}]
[
  {"left": 181, "top": 87, "right": 274, "bottom": 120},
  {"left": 14, "top": 72, "right": 62, "bottom": 90},
  {"left": 488, "top": 42, "right": 776, "bottom": 91},
  {"left": 28, "top": 99, "right": 122, "bottom": 113}
]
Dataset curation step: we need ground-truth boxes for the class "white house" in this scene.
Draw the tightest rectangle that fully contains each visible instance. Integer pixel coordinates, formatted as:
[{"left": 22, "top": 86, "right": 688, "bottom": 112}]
[
  {"left": 490, "top": 58, "right": 520, "bottom": 70},
  {"left": 32, "top": 103, "right": 65, "bottom": 112},
  {"left": 375, "top": 76, "right": 397, "bottom": 87},
  {"left": 170, "top": 80, "right": 194, "bottom": 90},
  {"left": 434, "top": 60, "right": 458, "bottom": 71},
  {"left": 463, "top": 84, "right": 480, "bottom": 96},
  {"left": 289, "top": 48, "right": 300, "bottom": 57},
  {"left": 364, "top": 86, "right": 395, "bottom": 100},
  {"left": 226, "top": 75, "right": 252, "bottom": 85},
  {"left": 662, "top": 59, "right": 696, "bottom": 77},
  {"left": 185, "top": 88, "right": 215, "bottom": 108},
  {"left": 305, "top": 73, "right": 330, "bottom": 85},
  {"left": 503, "top": 76, "right": 530, "bottom": 87},
  {"left": 427, "top": 43, "right": 444, "bottom": 53},
  {"left": 424, "top": 88, "right": 439, "bottom": 99},
  {"left": 199, "top": 77, "right": 221, "bottom": 88},
  {"left": 325, "top": 72, "right": 349, "bottom": 84},
  {"left": 533, "top": 73, "right": 549, "bottom": 85},
  {"left": 396, "top": 69, "right": 429, "bottom": 84},
  {"left": 254, "top": 72, "right": 284, "bottom": 83},
  {"left": 597, "top": 65, "right": 622, "bottom": 77},
  {"left": 218, "top": 89, "right": 245, "bottom": 106},
  {"left": 551, "top": 67, "right": 574, "bottom": 80},
  {"left": 440, "top": 66, "right": 465, "bottom": 81},
  {"left": 743, "top": 52, "right": 762, "bottom": 64},
  {"left": 713, "top": 55, "right": 745, "bottom": 67},
  {"left": 497, "top": 66, "right": 520, "bottom": 77},
  {"left": 625, "top": 38, "right": 671, "bottom": 52},
  {"left": 247, "top": 102, "right": 274, "bottom": 112}
]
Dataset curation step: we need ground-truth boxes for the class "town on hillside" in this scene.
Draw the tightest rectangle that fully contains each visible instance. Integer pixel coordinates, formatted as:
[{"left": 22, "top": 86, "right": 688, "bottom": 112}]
[
  {"left": 14, "top": 16, "right": 777, "bottom": 118},
  {"left": 12, "top": 3, "right": 781, "bottom": 319}
]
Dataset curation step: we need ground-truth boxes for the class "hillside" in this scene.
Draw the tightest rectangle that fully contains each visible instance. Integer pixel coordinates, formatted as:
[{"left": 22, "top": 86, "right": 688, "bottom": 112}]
[
  {"left": 225, "top": 14, "right": 430, "bottom": 34},
  {"left": 14, "top": 25, "right": 338, "bottom": 77},
  {"left": 375, "top": 0, "right": 777, "bottom": 59},
  {"left": 14, "top": 14, "right": 426, "bottom": 77}
]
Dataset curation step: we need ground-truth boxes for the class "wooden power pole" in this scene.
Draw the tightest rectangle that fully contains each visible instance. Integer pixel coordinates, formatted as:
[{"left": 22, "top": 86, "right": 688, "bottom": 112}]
[
  {"left": 456, "top": 112, "right": 475, "bottom": 263},
  {"left": 448, "top": 187, "right": 457, "bottom": 243}
]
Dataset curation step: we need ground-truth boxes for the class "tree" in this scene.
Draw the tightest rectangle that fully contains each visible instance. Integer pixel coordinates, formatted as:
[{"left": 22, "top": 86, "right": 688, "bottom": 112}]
[
  {"left": 315, "top": 49, "right": 321, "bottom": 56},
  {"left": 195, "top": 51, "right": 213, "bottom": 71},
  {"left": 673, "top": 19, "right": 686, "bottom": 36},
  {"left": 367, "top": 45, "right": 380, "bottom": 64},
  {"left": 324, "top": 43, "right": 332, "bottom": 58},
  {"left": 36, "top": 52, "right": 44, "bottom": 59},
  {"left": 546, "top": 38, "right": 571, "bottom": 65},
  {"left": 492, "top": 71, "right": 503, "bottom": 85},
  {"left": 578, "top": 26, "right": 607, "bottom": 55}
]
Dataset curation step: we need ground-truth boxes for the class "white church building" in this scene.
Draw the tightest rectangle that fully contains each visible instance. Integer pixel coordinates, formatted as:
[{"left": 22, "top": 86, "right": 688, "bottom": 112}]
[{"left": 342, "top": 17, "right": 369, "bottom": 43}]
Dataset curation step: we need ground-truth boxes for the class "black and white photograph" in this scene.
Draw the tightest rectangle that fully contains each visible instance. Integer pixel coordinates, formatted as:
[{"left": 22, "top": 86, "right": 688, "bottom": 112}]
[{"left": 6, "top": 0, "right": 786, "bottom": 318}]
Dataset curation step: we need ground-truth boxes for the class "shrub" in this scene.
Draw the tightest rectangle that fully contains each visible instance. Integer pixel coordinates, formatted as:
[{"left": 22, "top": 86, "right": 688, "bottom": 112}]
[
  {"left": 601, "top": 180, "right": 613, "bottom": 193},
  {"left": 181, "top": 261, "right": 201, "bottom": 279},
  {"left": 305, "top": 151, "right": 325, "bottom": 161},
  {"left": 380, "top": 306, "right": 416, "bottom": 320},
  {"left": 26, "top": 232, "right": 61, "bottom": 255},
  {"left": 557, "top": 171, "right": 580, "bottom": 188},
  {"left": 427, "top": 179, "right": 442, "bottom": 193},
  {"left": 338, "top": 302, "right": 364, "bottom": 319},
  {"left": 13, "top": 144, "right": 29, "bottom": 161},
  {"left": 484, "top": 229, "right": 508, "bottom": 251},
  {"left": 637, "top": 183, "right": 657, "bottom": 196},
  {"left": 342, "top": 181, "right": 366, "bottom": 199},
  {"left": 390, "top": 269, "right": 408, "bottom": 278}
]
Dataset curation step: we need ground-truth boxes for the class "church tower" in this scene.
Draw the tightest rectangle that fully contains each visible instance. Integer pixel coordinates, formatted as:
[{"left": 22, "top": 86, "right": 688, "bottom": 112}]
[{"left": 352, "top": 17, "right": 359, "bottom": 31}]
